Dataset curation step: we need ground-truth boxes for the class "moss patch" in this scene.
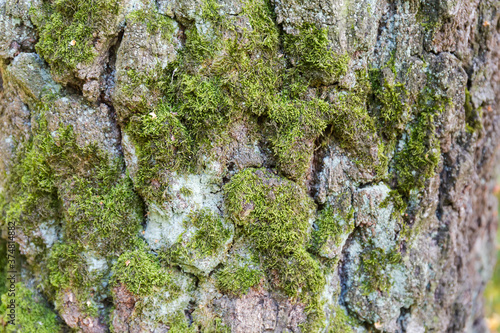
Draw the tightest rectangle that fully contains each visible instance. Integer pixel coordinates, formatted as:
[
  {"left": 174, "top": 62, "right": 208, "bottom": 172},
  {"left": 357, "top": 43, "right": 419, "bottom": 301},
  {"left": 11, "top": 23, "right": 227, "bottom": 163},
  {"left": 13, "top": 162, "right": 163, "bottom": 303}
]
[
  {"left": 31, "top": 0, "right": 119, "bottom": 74},
  {"left": 3, "top": 114, "right": 143, "bottom": 256},
  {"left": 284, "top": 22, "right": 350, "bottom": 86},
  {"left": 122, "top": 0, "right": 383, "bottom": 183},
  {"left": 111, "top": 245, "right": 194, "bottom": 330},
  {"left": 224, "top": 168, "right": 324, "bottom": 323},
  {"left": 328, "top": 306, "right": 354, "bottom": 333},
  {"left": 392, "top": 85, "right": 447, "bottom": 198},
  {"left": 464, "top": 88, "right": 482, "bottom": 133},
  {"left": 310, "top": 203, "right": 355, "bottom": 262},
  {"left": 161, "top": 209, "right": 233, "bottom": 271},
  {"left": 126, "top": 103, "right": 193, "bottom": 204},
  {"left": 360, "top": 247, "right": 402, "bottom": 295},
  {"left": 112, "top": 245, "right": 179, "bottom": 297},
  {"left": 0, "top": 283, "right": 62, "bottom": 332}
]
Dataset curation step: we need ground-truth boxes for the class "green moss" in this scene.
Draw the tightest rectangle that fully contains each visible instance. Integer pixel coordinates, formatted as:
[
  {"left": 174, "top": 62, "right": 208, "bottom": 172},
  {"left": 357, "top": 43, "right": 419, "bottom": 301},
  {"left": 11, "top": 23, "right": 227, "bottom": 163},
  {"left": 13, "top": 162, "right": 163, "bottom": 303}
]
[
  {"left": 215, "top": 261, "right": 264, "bottom": 296},
  {"left": 196, "top": 316, "right": 231, "bottom": 333},
  {"left": 325, "top": 75, "right": 379, "bottom": 166},
  {"left": 3, "top": 112, "right": 143, "bottom": 255},
  {"left": 360, "top": 247, "right": 402, "bottom": 295},
  {"left": 127, "top": 9, "right": 176, "bottom": 40},
  {"left": 224, "top": 168, "right": 323, "bottom": 307},
  {"left": 183, "top": 209, "right": 232, "bottom": 256},
  {"left": 31, "top": 0, "right": 119, "bottom": 74},
  {"left": 111, "top": 245, "right": 195, "bottom": 331},
  {"left": 1, "top": 106, "right": 145, "bottom": 317},
  {"left": 310, "top": 204, "right": 355, "bottom": 261},
  {"left": 127, "top": 103, "right": 193, "bottom": 204},
  {"left": 2, "top": 116, "right": 59, "bottom": 233},
  {"left": 112, "top": 245, "right": 180, "bottom": 297},
  {"left": 284, "top": 23, "right": 350, "bottom": 85},
  {"left": 47, "top": 242, "right": 86, "bottom": 291},
  {"left": 120, "top": 0, "right": 383, "bottom": 183},
  {"left": 370, "top": 69, "right": 409, "bottom": 141},
  {"left": 0, "top": 283, "right": 62, "bottom": 332},
  {"left": 393, "top": 87, "right": 446, "bottom": 197},
  {"left": 161, "top": 209, "right": 232, "bottom": 271},
  {"left": 46, "top": 242, "right": 102, "bottom": 317},
  {"left": 328, "top": 306, "right": 354, "bottom": 333},
  {"left": 179, "top": 186, "right": 193, "bottom": 197},
  {"left": 464, "top": 88, "right": 482, "bottom": 133},
  {"left": 0, "top": 240, "right": 7, "bottom": 297}
]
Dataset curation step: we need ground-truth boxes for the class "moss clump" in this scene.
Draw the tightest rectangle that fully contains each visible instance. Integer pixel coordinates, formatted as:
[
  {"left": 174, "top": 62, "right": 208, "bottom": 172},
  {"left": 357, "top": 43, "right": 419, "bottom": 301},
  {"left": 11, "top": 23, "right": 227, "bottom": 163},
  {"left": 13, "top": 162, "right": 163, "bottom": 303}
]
[
  {"left": 224, "top": 168, "right": 323, "bottom": 304},
  {"left": 126, "top": 9, "right": 176, "bottom": 40},
  {"left": 46, "top": 242, "right": 103, "bottom": 317},
  {"left": 111, "top": 245, "right": 194, "bottom": 331},
  {"left": 328, "top": 306, "right": 354, "bottom": 333},
  {"left": 215, "top": 259, "right": 264, "bottom": 296},
  {"left": 47, "top": 242, "right": 87, "bottom": 292},
  {"left": 182, "top": 209, "right": 232, "bottom": 256},
  {"left": 284, "top": 23, "right": 350, "bottom": 85},
  {"left": 3, "top": 114, "right": 143, "bottom": 255},
  {"left": 127, "top": 103, "right": 193, "bottom": 204},
  {"left": 161, "top": 209, "right": 232, "bottom": 274},
  {"left": 370, "top": 69, "right": 409, "bottom": 141},
  {"left": 62, "top": 174, "right": 142, "bottom": 254},
  {"left": 325, "top": 75, "right": 379, "bottom": 166},
  {"left": 31, "top": 0, "right": 119, "bottom": 73},
  {"left": 392, "top": 86, "right": 447, "bottom": 198},
  {"left": 464, "top": 88, "right": 482, "bottom": 133},
  {"left": 1, "top": 116, "right": 59, "bottom": 234},
  {"left": 310, "top": 204, "right": 355, "bottom": 261},
  {"left": 0, "top": 283, "right": 62, "bottom": 332},
  {"left": 112, "top": 246, "right": 179, "bottom": 297},
  {"left": 360, "top": 247, "right": 402, "bottom": 295}
]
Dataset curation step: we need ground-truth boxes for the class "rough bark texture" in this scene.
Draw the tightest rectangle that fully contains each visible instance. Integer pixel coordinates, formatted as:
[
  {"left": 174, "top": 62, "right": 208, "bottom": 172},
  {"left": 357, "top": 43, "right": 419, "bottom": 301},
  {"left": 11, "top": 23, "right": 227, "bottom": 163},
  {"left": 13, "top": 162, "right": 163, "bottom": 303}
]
[{"left": 0, "top": 0, "right": 499, "bottom": 332}]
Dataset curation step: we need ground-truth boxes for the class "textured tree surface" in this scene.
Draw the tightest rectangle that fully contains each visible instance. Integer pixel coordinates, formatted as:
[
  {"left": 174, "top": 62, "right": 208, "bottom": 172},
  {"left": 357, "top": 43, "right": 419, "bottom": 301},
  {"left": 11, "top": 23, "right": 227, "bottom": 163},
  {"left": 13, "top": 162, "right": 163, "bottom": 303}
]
[{"left": 0, "top": 0, "right": 500, "bottom": 332}]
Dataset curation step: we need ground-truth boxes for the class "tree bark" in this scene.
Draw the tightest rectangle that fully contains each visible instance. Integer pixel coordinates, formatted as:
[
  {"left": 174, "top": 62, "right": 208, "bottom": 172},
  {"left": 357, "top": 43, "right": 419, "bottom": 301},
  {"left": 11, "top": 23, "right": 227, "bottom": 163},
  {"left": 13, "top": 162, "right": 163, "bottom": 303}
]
[{"left": 0, "top": 0, "right": 499, "bottom": 332}]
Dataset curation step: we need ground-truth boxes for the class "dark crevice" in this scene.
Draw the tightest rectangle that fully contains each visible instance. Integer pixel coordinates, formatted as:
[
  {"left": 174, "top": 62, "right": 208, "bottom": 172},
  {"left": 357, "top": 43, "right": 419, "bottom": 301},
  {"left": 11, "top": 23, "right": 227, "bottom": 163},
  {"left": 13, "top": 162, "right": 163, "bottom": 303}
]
[
  {"left": 396, "top": 306, "right": 411, "bottom": 333},
  {"left": 99, "top": 28, "right": 124, "bottom": 106},
  {"left": 185, "top": 300, "right": 196, "bottom": 326}
]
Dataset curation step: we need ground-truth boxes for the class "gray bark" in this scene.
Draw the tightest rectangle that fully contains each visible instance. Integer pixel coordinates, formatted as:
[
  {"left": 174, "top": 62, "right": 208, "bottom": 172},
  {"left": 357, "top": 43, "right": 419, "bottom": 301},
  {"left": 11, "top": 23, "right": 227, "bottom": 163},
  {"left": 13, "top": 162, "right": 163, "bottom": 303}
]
[{"left": 0, "top": 0, "right": 499, "bottom": 332}]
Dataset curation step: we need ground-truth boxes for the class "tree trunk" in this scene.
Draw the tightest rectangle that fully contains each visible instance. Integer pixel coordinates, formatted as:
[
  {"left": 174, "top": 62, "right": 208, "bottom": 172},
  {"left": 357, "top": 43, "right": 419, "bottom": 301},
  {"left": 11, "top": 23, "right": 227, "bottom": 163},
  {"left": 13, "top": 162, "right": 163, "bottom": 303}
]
[{"left": 0, "top": 0, "right": 499, "bottom": 332}]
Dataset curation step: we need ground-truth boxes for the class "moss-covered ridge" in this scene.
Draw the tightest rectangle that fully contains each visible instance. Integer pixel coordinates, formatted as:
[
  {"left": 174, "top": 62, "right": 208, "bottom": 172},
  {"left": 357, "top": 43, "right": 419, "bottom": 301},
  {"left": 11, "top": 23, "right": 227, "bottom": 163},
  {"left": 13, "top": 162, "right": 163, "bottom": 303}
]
[
  {"left": 224, "top": 168, "right": 324, "bottom": 322},
  {"left": 123, "top": 0, "right": 382, "bottom": 187},
  {"left": 0, "top": 107, "right": 143, "bottom": 322},
  {"left": 31, "top": 0, "right": 119, "bottom": 75}
]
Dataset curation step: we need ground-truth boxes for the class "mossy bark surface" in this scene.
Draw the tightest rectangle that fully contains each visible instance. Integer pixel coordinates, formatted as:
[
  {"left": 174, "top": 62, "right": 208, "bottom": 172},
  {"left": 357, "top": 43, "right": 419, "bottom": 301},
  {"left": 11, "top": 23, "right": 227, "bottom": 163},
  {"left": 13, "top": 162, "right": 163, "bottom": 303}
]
[{"left": 0, "top": 0, "right": 499, "bottom": 332}]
